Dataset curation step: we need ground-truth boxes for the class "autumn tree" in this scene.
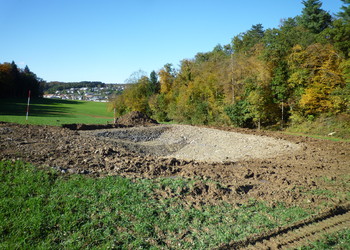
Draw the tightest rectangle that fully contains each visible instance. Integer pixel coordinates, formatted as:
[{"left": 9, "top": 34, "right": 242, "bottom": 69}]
[
  {"left": 158, "top": 63, "right": 176, "bottom": 94},
  {"left": 288, "top": 43, "right": 345, "bottom": 119},
  {"left": 109, "top": 1, "right": 349, "bottom": 130},
  {"left": 0, "top": 61, "right": 43, "bottom": 98}
]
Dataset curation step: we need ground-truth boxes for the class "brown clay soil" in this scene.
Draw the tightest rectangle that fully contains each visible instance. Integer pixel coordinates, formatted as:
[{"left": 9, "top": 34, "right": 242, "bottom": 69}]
[{"left": 1, "top": 121, "right": 349, "bottom": 247}]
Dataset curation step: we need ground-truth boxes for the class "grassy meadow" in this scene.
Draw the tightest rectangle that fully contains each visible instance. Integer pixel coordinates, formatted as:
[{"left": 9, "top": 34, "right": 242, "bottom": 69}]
[{"left": 0, "top": 98, "right": 114, "bottom": 125}]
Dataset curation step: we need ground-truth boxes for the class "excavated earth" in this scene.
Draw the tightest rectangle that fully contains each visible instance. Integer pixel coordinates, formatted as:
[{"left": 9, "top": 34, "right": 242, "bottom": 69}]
[{"left": 1, "top": 121, "right": 349, "bottom": 247}]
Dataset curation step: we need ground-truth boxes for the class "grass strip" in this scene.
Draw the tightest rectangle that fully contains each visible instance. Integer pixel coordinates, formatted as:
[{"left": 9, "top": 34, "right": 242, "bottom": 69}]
[{"left": 282, "top": 132, "right": 350, "bottom": 142}]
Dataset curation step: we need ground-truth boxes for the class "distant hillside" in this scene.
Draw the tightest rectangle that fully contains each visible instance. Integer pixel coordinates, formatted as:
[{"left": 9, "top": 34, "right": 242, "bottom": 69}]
[{"left": 43, "top": 81, "right": 129, "bottom": 93}]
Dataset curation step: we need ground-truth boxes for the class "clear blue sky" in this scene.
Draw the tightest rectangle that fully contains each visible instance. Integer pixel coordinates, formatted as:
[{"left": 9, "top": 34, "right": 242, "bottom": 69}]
[{"left": 0, "top": 0, "right": 343, "bottom": 83}]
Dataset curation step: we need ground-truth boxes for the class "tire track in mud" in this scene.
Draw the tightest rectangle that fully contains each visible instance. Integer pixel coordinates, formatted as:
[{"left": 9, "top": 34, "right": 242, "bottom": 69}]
[{"left": 219, "top": 204, "right": 350, "bottom": 249}]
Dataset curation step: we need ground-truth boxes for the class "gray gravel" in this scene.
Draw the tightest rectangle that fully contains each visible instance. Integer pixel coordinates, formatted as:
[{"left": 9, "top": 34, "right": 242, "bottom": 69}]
[
  {"left": 95, "top": 126, "right": 169, "bottom": 142},
  {"left": 81, "top": 124, "right": 302, "bottom": 163}
]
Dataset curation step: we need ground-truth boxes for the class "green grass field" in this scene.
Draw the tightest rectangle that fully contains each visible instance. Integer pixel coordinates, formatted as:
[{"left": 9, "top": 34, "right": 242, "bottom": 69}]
[{"left": 0, "top": 98, "right": 114, "bottom": 125}]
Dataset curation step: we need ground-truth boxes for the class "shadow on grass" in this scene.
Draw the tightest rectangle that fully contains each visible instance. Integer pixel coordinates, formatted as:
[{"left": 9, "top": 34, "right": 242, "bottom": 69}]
[{"left": 0, "top": 98, "right": 83, "bottom": 118}]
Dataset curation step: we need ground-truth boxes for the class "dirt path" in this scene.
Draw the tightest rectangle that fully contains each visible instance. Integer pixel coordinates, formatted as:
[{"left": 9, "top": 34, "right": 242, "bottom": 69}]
[{"left": 219, "top": 205, "right": 350, "bottom": 249}]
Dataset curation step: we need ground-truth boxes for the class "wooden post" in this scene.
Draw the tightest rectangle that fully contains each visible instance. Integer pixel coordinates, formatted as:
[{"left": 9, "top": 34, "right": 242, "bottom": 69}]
[{"left": 113, "top": 108, "right": 117, "bottom": 123}]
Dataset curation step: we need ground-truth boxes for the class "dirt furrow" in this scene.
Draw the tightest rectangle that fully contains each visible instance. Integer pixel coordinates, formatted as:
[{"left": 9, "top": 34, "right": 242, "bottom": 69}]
[
  {"left": 219, "top": 205, "right": 350, "bottom": 249},
  {"left": 274, "top": 213, "right": 349, "bottom": 249}
]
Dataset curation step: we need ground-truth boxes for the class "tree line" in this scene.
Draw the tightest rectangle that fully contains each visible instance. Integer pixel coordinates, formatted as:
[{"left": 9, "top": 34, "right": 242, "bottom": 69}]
[
  {"left": 0, "top": 61, "right": 43, "bottom": 98},
  {"left": 111, "top": 0, "right": 350, "bottom": 129}
]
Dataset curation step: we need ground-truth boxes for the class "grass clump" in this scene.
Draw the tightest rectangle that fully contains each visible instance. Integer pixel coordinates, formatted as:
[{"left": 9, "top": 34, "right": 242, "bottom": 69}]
[{"left": 0, "top": 160, "right": 316, "bottom": 249}]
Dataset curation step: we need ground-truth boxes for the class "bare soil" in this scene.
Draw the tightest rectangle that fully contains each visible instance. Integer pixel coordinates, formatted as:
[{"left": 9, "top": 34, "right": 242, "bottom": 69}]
[{"left": 1, "top": 121, "right": 349, "bottom": 247}]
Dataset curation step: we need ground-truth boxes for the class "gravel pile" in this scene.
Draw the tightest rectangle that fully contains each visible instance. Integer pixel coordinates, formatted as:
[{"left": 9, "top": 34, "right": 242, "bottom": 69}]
[
  {"left": 154, "top": 125, "right": 301, "bottom": 162},
  {"left": 95, "top": 126, "right": 169, "bottom": 142},
  {"left": 83, "top": 124, "right": 302, "bottom": 163}
]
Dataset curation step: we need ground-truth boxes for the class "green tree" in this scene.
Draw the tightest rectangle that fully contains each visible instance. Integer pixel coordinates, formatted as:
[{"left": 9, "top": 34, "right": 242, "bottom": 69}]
[
  {"left": 232, "top": 24, "right": 265, "bottom": 55},
  {"left": 225, "top": 100, "right": 252, "bottom": 127},
  {"left": 270, "top": 61, "right": 291, "bottom": 126},
  {"left": 148, "top": 70, "right": 160, "bottom": 94},
  {"left": 123, "top": 76, "right": 152, "bottom": 115},
  {"left": 337, "top": 0, "right": 350, "bottom": 21},
  {"left": 320, "top": 18, "right": 350, "bottom": 58},
  {"left": 148, "top": 93, "right": 169, "bottom": 121},
  {"left": 298, "top": 0, "right": 332, "bottom": 34}
]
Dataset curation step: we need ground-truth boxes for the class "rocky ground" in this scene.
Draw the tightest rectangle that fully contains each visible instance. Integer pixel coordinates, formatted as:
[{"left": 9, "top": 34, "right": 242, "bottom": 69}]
[{"left": 0, "top": 121, "right": 349, "bottom": 211}]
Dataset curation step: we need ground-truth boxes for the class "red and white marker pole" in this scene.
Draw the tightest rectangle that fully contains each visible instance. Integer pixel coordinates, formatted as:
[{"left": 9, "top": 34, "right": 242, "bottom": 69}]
[{"left": 26, "top": 90, "right": 31, "bottom": 121}]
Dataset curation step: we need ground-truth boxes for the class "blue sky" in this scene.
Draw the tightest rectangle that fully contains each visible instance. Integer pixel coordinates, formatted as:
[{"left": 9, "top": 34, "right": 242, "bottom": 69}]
[{"left": 0, "top": 0, "right": 344, "bottom": 83}]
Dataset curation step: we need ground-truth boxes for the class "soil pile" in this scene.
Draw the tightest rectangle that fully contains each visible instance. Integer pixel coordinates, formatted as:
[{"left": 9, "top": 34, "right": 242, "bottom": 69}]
[{"left": 116, "top": 111, "right": 158, "bottom": 126}]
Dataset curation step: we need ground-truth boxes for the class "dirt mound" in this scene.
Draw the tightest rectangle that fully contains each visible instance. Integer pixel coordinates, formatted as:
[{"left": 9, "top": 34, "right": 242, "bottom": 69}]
[{"left": 116, "top": 111, "right": 158, "bottom": 126}]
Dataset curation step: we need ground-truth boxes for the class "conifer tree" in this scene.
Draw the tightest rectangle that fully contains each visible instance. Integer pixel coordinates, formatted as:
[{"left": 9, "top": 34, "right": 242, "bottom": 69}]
[
  {"left": 298, "top": 0, "right": 332, "bottom": 33},
  {"left": 338, "top": 0, "right": 350, "bottom": 21}
]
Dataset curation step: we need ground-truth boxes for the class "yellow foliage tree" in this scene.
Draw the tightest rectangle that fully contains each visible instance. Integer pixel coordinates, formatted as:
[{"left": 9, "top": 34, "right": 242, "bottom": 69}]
[
  {"left": 288, "top": 43, "right": 345, "bottom": 116},
  {"left": 158, "top": 64, "right": 175, "bottom": 94}
]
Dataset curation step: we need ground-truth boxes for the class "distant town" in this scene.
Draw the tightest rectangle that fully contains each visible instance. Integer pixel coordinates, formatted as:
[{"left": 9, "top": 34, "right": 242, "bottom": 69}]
[{"left": 43, "top": 82, "right": 129, "bottom": 102}]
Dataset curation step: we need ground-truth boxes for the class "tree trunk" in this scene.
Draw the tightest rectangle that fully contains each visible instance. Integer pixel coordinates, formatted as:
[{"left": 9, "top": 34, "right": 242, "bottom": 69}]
[
  {"left": 281, "top": 101, "right": 284, "bottom": 129},
  {"left": 231, "top": 53, "right": 235, "bottom": 103}
]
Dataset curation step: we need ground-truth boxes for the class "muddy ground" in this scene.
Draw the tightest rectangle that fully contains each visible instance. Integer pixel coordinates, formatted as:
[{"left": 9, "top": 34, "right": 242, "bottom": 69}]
[{"left": 1, "top": 121, "right": 349, "bottom": 211}]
